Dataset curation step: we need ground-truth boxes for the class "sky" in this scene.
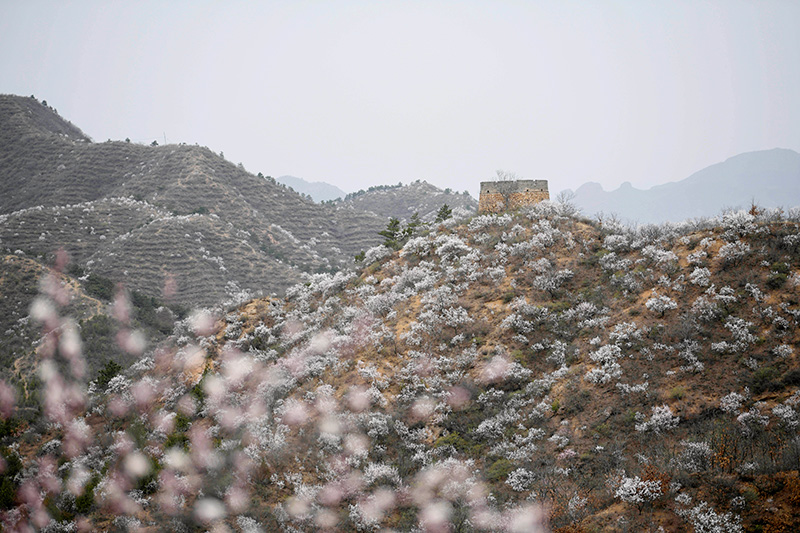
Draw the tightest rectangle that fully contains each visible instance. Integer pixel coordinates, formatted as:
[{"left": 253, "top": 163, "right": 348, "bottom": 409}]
[{"left": 1, "top": 0, "right": 799, "bottom": 199}]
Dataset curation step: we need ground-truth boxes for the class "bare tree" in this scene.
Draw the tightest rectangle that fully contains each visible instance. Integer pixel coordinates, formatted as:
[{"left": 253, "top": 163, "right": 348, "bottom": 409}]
[
  {"left": 495, "top": 169, "right": 520, "bottom": 182},
  {"left": 555, "top": 189, "right": 580, "bottom": 217},
  {"left": 491, "top": 170, "right": 522, "bottom": 210}
]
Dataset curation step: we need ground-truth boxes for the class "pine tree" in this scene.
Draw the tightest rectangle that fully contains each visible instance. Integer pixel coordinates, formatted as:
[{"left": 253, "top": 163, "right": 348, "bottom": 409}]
[
  {"left": 435, "top": 204, "right": 453, "bottom": 223},
  {"left": 379, "top": 218, "right": 403, "bottom": 250}
]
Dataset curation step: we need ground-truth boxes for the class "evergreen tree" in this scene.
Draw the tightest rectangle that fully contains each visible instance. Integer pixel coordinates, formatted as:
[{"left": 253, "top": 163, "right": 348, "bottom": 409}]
[
  {"left": 435, "top": 204, "right": 453, "bottom": 223},
  {"left": 379, "top": 218, "right": 403, "bottom": 250},
  {"left": 403, "top": 212, "right": 424, "bottom": 241}
]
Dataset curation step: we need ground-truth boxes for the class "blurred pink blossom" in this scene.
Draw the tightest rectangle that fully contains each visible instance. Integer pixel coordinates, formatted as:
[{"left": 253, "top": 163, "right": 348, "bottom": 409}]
[
  {"left": 446, "top": 386, "right": 471, "bottom": 410},
  {"left": 479, "top": 354, "right": 511, "bottom": 384},
  {"left": 0, "top": 380, "right": 16, "bottom": 419},
  {"left": 347, "top": 386, "right": 371, "bottom": 412}
]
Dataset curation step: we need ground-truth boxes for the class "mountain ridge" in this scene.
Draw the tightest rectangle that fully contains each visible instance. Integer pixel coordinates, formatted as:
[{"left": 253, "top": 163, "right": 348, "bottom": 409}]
[
  {"left": 333, "top": 179, "right": 478, "bottom": 222},
  {"left": 568, "top": 148, "right": 800, "bottom": 224}
]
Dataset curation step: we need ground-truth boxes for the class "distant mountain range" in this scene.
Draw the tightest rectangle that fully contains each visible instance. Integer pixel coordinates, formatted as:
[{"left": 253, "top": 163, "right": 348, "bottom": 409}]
[
  {"left": 567, "top": 148, "right": 800, "bottom": 224},
  {"left": 276, "top": 175, "right": 346, "bottom": 202}
]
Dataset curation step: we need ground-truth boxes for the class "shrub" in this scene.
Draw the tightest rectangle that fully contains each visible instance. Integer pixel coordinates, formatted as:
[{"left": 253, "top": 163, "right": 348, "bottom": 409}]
[
  {"left": 669, "top": 385, "right": 686, "bottom": 401},
  {"left": 84, "top": 273, "right": 115, "bottom": 300},
  {"left": 782, "top": 369, "right": 800, "bottom": 387},
  {"left": 749, "top": 367, "right": 780, "bottom": 395},
  {"left": 95, "top": 359, "right": 123, "bottom": 391},
  {"left": 0, "top": 448, "right": 22, "bottom": 509},
  {"left": 74, "top": 475, "right": 100, "bottom": 514},
  {"left": 767, "top": 273, "right": 788, "bottom": 290},
  {"left": 486, "top": 458, "right": 514, "bottom": 482}
]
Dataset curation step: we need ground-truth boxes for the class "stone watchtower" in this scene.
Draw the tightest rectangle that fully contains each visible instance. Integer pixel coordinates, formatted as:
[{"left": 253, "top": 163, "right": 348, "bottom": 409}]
[{"left": 478, "top": 180, "right": 549, "bottom": 214}]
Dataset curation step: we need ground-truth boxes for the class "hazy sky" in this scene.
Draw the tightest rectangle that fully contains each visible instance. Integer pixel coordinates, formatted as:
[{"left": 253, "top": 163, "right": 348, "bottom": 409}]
[{"left": 2, "top": 1, "right": 799, "bottom": 198}]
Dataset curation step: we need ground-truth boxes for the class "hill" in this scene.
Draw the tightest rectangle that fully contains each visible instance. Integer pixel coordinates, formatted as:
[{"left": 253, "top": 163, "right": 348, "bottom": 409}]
[
  {"left": 0, "top": 94, "right": 387, "bottom": 306},
  {"left": 333, "top": 179, "right": 478, "bottom": 222},
  {"left": 2, "top": 202, "right": 798, "bottom": 531},
  {"left": 0, "top": 251, "right": 188, "bottom": 412},
  {"left": 276, "top": 175, "right": 346, "bottom": 203},
  {"left": 568, "top": 148, "right": 800, "bottom": 224}
]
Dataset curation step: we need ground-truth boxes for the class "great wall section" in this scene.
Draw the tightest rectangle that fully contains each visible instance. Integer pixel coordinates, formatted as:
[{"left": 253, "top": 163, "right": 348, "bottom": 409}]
[{"left": 478, "top": 179, "right": 550, "bottom": 213}]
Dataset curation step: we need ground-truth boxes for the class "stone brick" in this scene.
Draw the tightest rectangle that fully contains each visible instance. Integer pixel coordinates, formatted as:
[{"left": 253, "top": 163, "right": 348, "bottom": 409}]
[{"left": 478, "top": 180, "right": 549, "bottom": 213}]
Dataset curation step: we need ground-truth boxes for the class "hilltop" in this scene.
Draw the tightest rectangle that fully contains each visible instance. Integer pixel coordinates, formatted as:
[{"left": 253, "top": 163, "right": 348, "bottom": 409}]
[
  {"left": 0, "top": 94, "right": 388, "bottom": 305},
  {"left": 3, "top": 201, "right": 798, "bottom": 531},
  {"left": 568, "top": 148, "right": 800, "bottom": 224},
  {"left": 332, "top": 179, "right": 478, "bottom": 222}
]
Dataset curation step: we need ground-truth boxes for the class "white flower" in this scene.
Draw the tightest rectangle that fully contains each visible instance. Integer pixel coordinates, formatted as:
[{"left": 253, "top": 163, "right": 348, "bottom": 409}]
[
  {"left": 614, "top": 475, "right": 663, "bottom": 505},
  {"left": 720, "top": 391, "right": 746, "bottom": 414},
  {"left": 645, "top": 292, "right": 677, "bottom": 316},
  {"left": 635, "top": 405, "right": 679, "bottom": 433}
]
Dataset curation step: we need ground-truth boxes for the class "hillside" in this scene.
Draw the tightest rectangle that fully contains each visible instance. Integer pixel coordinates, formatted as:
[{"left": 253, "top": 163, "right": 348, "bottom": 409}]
[
  {"left": 0, "top": 251, "right": 190, "bottom": 415},
  {"left": 333, "top": 179, "right": 478, "bottom": 222},
  {"left": 2, "top": 202, "right": 798, "bottom": 531},
  {"left": 0, "top": 94, "right": 387, "bottom": 306},
  {"left": 569, "top": 148, "right": 800, "bottom": 224}
]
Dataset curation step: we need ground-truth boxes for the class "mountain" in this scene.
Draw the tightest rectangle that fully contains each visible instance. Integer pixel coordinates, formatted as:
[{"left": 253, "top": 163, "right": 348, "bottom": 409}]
[
  {"left": 568, "top": 148, "right": 800, "bottom": 224},
  {"left": 276, "top": 175, "right": 346, "bottom": 203},
  {"left": 2, "top": 203, "right": 798, "bottom": 531},
  {"left": 0, "top": 94, "right": 387, "bottom": 306},
  {"left": 334, "top": 179, "right": 478, "bottom": 222}
]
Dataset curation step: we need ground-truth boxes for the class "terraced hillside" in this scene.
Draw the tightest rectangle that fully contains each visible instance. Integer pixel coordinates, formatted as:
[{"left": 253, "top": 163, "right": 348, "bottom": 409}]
[
  {"left": 333, "top": 179, "right": 478, "bottom": 221},
  {"left": 0, "top": 94, "right": 387, "bottom": 305}
]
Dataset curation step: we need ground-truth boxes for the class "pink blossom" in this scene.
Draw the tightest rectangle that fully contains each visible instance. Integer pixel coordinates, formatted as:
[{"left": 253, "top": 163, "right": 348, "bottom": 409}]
[
  {"left": 162, "top": 273, "right": 177, "bottom": 300},
  {"left": 505, "top": 504, "right": 548, "bottom": 532},
  {"left": 194, "top": 497, "right": 226, "bottom": 523},
  {"left": 318, "top": 482, "right": 346, "bottom": 506},
  {"left": 0, "top": 380, "right": 16, "bottom": 419},
  {"left": 131, "top": 379, "right": 155, "bottom": 410},
  {"left": 117, "top": 329, "right": 147, "bottom": 355},
  {"left": 286, "top": 495, "right": 312, "bottom": 518},
  {"left": 446, "top": 386, "right": 471, "bottom": 410},
  {"left": 108, "top": 396, "right": 130, "bottom": 417},
  {"left": 347, "top": 386, "right": 371, "bottom": 412},
  {"left": 124, "top": 451, "right": 151, "bottom": 479},
  {"left": 411, "top": 396, "right": 436, "bottom": 422},
  {"left": 177, "top": 394, "right": 197, "bottom": 416},
  {"left": 64, "top": 418, "right": 92, "bottom": 458},
  {"left": 282, "top": 400, "right": 310, "bottom": 427},
  {"left": 225, "top": 483, "right": 250, "bottom": 514},
  {"left": 419, "top": 500, "right": 453, "bottom": 533},
  {"left": 113, "top": 289, "right": 131, "bottom": 324},
  {"left": 314, "top": 509, "right": 339, "bottom": 529},
  {"left": 190, "top": 310, "right": 217, "bottom": 336},
  {"left": 479, "top": 355, "right": 511, "bottom": 384}
]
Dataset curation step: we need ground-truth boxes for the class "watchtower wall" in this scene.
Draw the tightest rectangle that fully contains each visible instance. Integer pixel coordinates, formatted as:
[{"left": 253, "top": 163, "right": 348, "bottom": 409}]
[{"left": 478, "top": 180, "right": 549, "bottom": 213}]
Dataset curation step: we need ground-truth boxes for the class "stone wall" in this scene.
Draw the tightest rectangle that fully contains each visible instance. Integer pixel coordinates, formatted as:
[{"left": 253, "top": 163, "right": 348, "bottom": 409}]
[{"left": 478, "top": 180, "right": 549, "bottom": 213}]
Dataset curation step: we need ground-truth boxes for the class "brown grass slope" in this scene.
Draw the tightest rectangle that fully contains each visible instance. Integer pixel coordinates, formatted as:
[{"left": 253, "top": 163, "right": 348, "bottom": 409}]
[
  {"left": 204, "top": 206, "right": 800, "bottom": 531},
  {"left": 2, "top": 206, "right": 800, "bottom": 532}
]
